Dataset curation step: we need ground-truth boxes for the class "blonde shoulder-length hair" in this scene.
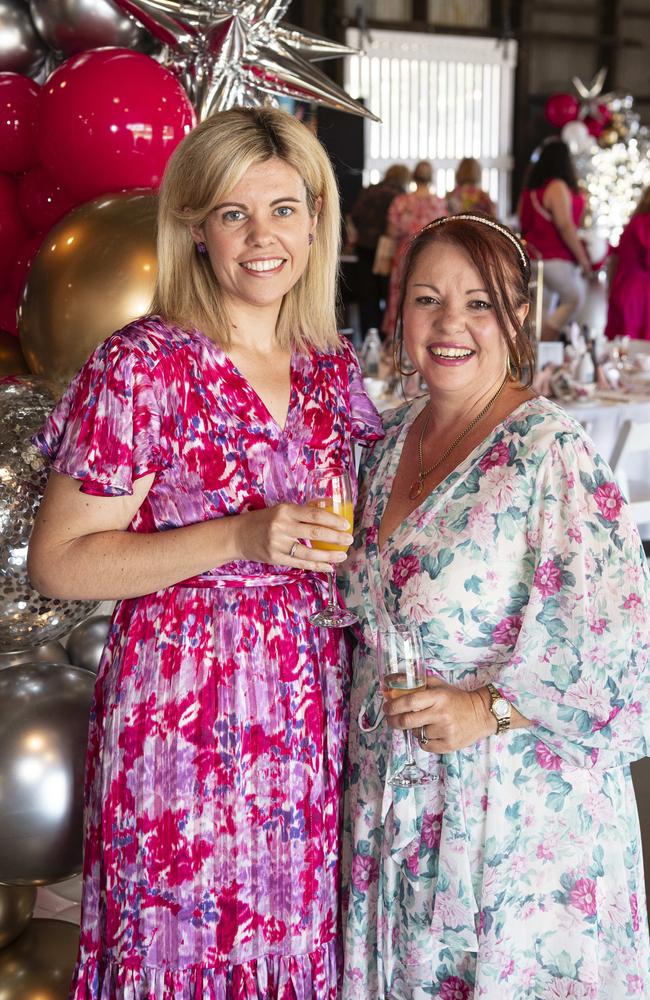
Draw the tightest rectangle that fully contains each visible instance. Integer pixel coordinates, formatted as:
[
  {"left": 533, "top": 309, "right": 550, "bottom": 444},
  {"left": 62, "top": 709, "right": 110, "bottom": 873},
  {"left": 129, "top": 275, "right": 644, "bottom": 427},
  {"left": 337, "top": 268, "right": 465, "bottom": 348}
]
[{"left": 151, "top": 107, "right": 341, "bottom": 353}]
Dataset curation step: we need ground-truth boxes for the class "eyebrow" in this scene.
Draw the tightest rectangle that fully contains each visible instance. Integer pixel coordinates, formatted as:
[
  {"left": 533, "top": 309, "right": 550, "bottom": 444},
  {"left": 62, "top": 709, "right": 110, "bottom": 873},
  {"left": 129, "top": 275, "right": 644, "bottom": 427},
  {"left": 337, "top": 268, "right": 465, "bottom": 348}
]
[
  {"left": 412, "top": 283, "right": 489, "bottom": 293},
  {"left": 213, "top": 196, "right": 303, "bottom": 211}
]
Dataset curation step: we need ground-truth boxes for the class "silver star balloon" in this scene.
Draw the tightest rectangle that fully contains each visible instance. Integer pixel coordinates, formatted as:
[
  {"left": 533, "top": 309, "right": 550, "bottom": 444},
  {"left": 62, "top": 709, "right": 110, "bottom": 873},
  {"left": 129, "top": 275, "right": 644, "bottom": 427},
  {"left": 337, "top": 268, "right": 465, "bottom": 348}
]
[
  {"left": 113, "top": 0, "right": 378, "bottom": 121},
  {"left": 572, "top": 67, "right": 615, "bottom": 122}
]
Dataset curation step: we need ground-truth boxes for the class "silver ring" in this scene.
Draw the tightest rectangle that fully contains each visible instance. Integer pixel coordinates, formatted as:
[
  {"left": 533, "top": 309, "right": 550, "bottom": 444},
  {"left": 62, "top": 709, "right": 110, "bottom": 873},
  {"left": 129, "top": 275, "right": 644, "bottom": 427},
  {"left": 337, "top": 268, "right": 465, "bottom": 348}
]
[
  {"left": 289, "top": 541, "right": 299, "bottom": 559},
  {"left": 419, "top": 725, "right": 430, "bottom": 746}
]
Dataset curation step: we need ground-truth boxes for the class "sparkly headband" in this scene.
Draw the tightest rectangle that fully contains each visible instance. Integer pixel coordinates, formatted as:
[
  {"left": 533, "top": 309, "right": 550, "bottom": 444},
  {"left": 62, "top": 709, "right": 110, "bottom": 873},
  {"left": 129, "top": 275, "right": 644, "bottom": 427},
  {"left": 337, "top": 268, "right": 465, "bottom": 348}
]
[{"left": 421, "top": 213, "right": 531, "bottom": 277}]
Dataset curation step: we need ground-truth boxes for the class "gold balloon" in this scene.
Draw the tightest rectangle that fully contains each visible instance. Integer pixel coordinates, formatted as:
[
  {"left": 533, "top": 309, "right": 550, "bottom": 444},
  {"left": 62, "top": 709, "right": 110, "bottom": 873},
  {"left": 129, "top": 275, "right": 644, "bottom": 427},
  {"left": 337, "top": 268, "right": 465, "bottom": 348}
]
[
  {"left": 0, "top": 884, "right": 36, "bottom": 949},
  {"left": 19, "top": 191, "right": 158, "bottom": 382},
  {"left": 0, "top": 330, "right": 28, "bottom": 377},
  {"left": 599, "top": 127, "right": 619, "bottom": 147},
  {"left": 0, "top": 918, "right": 79, "bottom": 1000}
]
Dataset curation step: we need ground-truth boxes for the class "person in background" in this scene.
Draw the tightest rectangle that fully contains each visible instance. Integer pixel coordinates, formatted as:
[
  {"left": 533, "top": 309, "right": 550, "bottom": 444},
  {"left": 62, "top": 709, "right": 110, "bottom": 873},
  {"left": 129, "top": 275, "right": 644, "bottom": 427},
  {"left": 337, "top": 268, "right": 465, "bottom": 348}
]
[
  {"left": 605, "top": 185, "right": 650, "bottom": 341},
  {"left": 27, "top": 107, "right": 383, "bottom": 1000},
  {"left": 382, "top": 160, "right": 447, "bottom": 342},
  {"left": 348, "top": 163, "right": 411, "bottom": 334},
  {"left": 340, "top": 214, "right": 650, "bottom": 999},
  {"left": 519, "top": 138, "right": 594, "bottom": 340},
  {"left": 446, "top": 156, "right": 496, "bottom": 217}
]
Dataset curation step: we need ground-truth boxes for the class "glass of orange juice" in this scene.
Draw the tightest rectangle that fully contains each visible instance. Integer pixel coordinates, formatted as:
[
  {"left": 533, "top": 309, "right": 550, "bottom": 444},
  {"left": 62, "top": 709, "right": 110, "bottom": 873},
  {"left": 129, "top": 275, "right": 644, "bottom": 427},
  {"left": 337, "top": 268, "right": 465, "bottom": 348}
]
[
  {"left": 307, "top": 467, "right": 358, "bottom": 628},
  {"left": 378, "top": 624, "right": 431, "bottom": 786}
]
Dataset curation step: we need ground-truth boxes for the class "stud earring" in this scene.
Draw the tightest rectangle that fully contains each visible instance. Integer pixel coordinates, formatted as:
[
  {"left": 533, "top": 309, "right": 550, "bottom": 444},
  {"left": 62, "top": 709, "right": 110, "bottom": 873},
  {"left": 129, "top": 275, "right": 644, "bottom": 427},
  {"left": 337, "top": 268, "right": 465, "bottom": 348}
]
[
  {"left": 308, "top": 233, "right": 314, "bottom": 245},
  {"left": 197, "top": 242, "right": 208, "bottom": 255}
]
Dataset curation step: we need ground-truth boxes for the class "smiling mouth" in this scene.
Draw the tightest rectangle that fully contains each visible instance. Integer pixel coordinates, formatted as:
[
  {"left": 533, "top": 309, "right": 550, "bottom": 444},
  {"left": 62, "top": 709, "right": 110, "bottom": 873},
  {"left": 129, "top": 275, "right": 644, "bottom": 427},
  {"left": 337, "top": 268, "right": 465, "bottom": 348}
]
[
  {"left": 428, "top": 345, "right": 475, "bottom": 359},
  {"left": 240, "top": 258, "right": 285, "bottom": 273}
]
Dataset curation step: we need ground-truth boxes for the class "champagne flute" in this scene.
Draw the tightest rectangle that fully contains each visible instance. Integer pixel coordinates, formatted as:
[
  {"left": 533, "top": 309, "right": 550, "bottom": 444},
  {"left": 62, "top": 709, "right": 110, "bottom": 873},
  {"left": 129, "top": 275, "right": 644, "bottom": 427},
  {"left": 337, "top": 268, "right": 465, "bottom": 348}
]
[
  {"left": 377, "top": 624, "right": 431, "bottom": 787},
  {"left": 307, "top": 467, "right": 358, "bottom": 628}
]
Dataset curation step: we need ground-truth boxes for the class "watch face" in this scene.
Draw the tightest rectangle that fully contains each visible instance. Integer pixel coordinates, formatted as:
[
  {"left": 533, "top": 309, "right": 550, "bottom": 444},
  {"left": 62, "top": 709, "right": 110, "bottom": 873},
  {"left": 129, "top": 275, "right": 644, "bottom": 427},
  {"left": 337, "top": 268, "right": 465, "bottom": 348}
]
[{"left": 493, "top": 697, "right": 510, "bottom": 719}]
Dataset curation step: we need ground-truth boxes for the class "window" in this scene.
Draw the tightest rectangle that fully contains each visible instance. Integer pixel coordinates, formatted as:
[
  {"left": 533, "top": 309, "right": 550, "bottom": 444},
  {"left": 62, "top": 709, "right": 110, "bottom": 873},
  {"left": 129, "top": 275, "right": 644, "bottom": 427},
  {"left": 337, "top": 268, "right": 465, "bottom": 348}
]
[{"left": 344, "top": 29, "right": 517, "bottom": 216}]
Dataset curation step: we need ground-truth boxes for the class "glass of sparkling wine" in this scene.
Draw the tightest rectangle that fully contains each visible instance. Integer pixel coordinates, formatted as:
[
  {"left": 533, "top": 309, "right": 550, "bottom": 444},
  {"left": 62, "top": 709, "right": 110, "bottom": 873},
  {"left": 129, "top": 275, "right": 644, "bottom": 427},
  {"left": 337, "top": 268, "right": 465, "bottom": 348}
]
[
  {"left": 377, "top": 624, "right": 431, "bottom": 787},
  {"left": 307, "top": 467, "right": 358, "bottom": 628}
]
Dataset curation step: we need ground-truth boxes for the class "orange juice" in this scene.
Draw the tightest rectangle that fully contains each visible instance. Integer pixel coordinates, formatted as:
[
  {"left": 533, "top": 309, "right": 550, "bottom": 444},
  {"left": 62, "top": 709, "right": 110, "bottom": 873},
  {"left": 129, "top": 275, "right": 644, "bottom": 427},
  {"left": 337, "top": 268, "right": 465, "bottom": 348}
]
[{"left": 308, "top": 498, "right": 354, "bottom": 551}]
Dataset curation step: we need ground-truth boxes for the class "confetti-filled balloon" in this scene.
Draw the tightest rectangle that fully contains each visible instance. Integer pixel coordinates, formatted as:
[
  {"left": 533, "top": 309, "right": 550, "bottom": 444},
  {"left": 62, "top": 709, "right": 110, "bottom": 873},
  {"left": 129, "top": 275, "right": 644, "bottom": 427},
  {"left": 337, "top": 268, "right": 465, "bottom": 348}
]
[
  {"left": 37, "top": 47, "right": 195, "bottom": 202},
  {"left": 0, "top": 377, "right": 99, "bottom": 649}
]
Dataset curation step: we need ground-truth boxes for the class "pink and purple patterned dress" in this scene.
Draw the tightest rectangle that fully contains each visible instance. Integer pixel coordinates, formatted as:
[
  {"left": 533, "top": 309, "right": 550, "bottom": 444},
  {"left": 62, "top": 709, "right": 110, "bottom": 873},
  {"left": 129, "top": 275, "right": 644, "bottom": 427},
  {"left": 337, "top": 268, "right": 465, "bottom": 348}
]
[{"left": 34, "top": 317, "right": 382, "bottom": 1000}]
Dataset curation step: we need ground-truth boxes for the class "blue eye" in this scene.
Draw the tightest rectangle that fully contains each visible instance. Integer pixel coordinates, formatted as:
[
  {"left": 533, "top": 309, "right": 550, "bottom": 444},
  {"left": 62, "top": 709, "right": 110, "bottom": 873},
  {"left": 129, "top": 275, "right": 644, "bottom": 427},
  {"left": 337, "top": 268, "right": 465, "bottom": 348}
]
[
  {"left": 222, "top": 209, "right": 244, "bottom": 223},
  {"left": 274, "top": 205, "right": 295, "bottom": 217}
]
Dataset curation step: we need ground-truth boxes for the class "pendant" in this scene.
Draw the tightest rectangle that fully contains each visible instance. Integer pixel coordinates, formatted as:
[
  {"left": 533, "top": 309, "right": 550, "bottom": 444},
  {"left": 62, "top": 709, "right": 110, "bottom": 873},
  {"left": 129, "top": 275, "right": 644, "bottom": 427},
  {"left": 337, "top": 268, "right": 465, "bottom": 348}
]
[{"left": 409, "top": 479, "right": 423, "bottom": 500}]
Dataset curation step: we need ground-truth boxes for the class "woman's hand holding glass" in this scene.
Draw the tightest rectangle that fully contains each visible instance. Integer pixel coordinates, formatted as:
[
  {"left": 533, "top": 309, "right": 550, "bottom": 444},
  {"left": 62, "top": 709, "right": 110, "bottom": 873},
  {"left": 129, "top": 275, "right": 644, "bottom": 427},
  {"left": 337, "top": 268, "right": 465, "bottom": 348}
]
[
  {"left": 383, "top": 675, "right": 497, "bottom": 753},
  {"left": 235, "top": 500, "right": 353, "bottom": 572}
]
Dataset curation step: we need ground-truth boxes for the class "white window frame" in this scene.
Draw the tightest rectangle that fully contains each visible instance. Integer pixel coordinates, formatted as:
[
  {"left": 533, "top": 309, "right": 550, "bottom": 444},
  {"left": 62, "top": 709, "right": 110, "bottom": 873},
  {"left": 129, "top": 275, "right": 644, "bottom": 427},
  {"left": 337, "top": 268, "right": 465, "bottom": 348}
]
[{"left": 344, "top": 29, "right": 518, "bottom": 217}]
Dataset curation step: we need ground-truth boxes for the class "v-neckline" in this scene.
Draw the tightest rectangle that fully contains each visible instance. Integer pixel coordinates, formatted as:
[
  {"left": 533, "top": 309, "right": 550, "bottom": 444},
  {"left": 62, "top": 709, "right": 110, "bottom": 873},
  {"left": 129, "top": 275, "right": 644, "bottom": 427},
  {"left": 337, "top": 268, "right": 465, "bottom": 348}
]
[
  {"left": 191, "top": 327, "right": 296, "bottom": 434},
  {"left": 375, "top": 396, "right": 537, "bottom": 553}
]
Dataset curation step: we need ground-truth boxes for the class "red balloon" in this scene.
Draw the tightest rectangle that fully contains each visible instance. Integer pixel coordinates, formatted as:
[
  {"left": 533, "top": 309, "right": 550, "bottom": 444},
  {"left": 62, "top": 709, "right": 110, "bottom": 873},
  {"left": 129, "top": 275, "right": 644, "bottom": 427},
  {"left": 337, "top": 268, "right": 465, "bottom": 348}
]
[
  {"left": 0, "top": 73, "right": 40, "bottom": 174},
  {"left": 17, "top": 166, "right": 77, "bottom": 233},
  {"left": 544, "top": 93, "right": 580, "bottom": 128},
  {"left": 0, "top": 291, "right": 18, "bottom": 336},
  {"left": 37, "top": 48, "right": 196, "bottom": 203},
  {"left": 0, "top": 175, "right": 29, "bottom": 285},
  {"left": 585, "top": 104, "right": 612, "bottom": 138},
  {"left": 8, "top": 232, "right": 44, "bottom": 300}
]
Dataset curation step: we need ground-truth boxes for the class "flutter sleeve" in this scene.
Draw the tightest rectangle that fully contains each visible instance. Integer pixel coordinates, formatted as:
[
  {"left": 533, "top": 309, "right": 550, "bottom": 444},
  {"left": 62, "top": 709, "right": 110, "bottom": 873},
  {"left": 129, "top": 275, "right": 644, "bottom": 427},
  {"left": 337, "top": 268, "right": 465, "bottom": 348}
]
[
  {"left": 340, "top": 337, "right": 384, "bottom": 445},
  {"left": 33, "top": 332, "right": 168, "bottom": 497},
  {"left": 498, "top": 433, "right": 650, "bottom": 769}
]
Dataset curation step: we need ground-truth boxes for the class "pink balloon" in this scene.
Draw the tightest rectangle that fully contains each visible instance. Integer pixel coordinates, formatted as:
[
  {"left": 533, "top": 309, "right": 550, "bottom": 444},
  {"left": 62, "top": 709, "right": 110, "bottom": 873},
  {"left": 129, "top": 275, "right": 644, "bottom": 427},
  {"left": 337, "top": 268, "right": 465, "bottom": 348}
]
[
  {"left": 37, "top": 48, "right": 196, "bottom": 203},
  {"left": 8, "top": 232, "right": 44, "bottom": 300},
  {"left": 544, "top": 93, "right": 580, "bottom": 129},
  {"left": 17, "top": 166, "right": 77, "bottom": 233},
  {"left": 0, "top": 174, "right": 29, "bottom": 284},
  {"left": 0, "top": 73, "right": 40, "bottom": 174}
]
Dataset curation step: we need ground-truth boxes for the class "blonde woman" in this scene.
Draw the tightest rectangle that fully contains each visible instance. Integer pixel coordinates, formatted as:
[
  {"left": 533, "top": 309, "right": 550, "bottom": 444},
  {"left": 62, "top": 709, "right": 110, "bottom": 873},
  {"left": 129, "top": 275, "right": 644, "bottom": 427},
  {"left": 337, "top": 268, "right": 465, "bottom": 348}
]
[
  {"left": 28, "top": 108, "right": 382, "bottom": 999},
  {"left": 446, "top": 156, "right": 496, "bottom": 216}
]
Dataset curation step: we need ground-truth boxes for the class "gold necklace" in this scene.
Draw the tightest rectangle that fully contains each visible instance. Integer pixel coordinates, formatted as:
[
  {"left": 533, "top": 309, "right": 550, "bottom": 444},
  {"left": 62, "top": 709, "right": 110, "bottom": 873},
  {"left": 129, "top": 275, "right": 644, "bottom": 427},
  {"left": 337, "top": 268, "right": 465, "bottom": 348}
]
[{"left": 409, "top": 373, "right": 509, "bottom": 500}]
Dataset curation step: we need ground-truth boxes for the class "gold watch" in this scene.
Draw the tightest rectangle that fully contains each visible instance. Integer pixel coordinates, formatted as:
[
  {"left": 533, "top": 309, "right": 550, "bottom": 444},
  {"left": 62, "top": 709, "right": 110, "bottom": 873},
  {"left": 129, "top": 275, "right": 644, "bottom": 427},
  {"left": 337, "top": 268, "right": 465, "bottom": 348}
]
[{"left": 486, "top": 683, "right": 511, "bottom": 734}]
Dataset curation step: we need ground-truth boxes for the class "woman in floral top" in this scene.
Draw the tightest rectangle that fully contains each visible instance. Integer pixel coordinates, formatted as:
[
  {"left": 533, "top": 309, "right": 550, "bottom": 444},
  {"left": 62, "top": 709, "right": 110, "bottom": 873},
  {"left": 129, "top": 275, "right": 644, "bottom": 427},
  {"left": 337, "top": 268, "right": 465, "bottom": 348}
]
[
  {"left": 28, "top": 108, "right": 382, "bottom": 999},
  {"left": 340, "top": 214, "right": 650, "bottom": 998}
]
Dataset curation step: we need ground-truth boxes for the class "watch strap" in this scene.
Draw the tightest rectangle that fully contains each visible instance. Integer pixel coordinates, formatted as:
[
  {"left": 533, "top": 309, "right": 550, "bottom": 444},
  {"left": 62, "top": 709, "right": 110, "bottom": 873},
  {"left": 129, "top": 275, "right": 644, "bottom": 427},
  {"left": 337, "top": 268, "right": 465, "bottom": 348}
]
[{"left": 486, "top": 682, "right": 511, "bottom": 734}]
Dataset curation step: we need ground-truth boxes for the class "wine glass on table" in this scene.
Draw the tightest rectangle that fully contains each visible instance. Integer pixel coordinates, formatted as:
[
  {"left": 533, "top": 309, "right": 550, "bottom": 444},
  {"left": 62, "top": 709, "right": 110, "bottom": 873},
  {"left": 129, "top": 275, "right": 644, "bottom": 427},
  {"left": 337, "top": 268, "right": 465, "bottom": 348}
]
[
  {"left": 307, "top": 467, "right": 358, "bottom": 628},
  {"left": 377, "top": 624, "right": 431, "bottom": 787}
]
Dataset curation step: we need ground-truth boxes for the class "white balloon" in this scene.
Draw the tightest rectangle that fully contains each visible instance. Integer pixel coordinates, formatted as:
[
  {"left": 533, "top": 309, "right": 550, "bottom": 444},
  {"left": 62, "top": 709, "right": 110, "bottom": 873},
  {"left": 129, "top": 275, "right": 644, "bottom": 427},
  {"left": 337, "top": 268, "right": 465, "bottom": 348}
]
[{"left": 561, "top": 120, "right": 592, "bottom": 155}]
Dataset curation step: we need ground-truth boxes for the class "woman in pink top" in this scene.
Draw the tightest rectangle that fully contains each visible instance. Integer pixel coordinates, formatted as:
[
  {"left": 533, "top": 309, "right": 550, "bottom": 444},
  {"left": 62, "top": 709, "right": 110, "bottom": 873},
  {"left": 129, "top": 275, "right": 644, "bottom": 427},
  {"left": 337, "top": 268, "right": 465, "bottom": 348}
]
[
  {"left": 382, "top": 160, "right": 447, "bottom": 340},
  {"left": 606, "top": 186, "right": 650, "bottom": 340},
  {"left": 519, "top": 139, "right": 593, "bottom": 339}
]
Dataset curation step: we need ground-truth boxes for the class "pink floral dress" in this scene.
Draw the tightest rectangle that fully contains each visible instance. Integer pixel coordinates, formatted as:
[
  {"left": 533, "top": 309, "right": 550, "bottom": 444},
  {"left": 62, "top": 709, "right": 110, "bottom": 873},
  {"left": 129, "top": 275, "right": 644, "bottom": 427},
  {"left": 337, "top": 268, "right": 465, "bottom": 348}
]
[
  {"left": 340, "top": 395, "right": 650, "bottom": 999},
  {"left": 34, "top": 317, "right": 383, "bottom": 1000},
  {"left": 382, "top": 192, "right": 447, "bottom": 338}
]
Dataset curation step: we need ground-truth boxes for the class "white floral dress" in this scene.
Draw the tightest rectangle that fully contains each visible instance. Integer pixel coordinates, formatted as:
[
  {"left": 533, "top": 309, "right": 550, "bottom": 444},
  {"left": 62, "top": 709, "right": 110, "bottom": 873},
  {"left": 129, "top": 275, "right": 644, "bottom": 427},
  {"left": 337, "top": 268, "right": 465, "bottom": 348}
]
[{"left": 340, "top": 395, "right": 650, "bottom": 1000}]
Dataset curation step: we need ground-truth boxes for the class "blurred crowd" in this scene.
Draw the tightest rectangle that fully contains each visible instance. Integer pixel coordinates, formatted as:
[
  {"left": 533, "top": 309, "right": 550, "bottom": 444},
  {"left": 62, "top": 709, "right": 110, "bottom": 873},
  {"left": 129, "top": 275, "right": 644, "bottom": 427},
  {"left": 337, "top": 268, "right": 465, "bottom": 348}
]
[{"left": 345, "top": 143, "right": 650, "bottom": 359}]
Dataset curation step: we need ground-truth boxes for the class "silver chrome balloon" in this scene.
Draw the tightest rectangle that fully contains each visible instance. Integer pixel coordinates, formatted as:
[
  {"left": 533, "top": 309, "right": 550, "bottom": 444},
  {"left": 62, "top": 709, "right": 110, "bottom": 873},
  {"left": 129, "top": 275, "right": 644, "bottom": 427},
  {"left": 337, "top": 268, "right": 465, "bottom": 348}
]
[
  {"left": 29, "top": 0, "right": 151, "bottom": 58},
  {"left": 0, "top": 918, "right": 79, "bottom": 1000},
  {"left": 66, "top": 615, "right": 111, "bottom": 674},
  {"left": 0, "top": 662, "right": 94, "bottom": 886},
  {"left": 0, "top": 884, "right": 36, "bottom": 949},
  {"left": 0, "top": 0, "right": 47, "bottom": 75},
  {"left": 0, "top": 639, "right": 69, "bottom": 670},
  {"left": 0, "top": 378, "right": 99, "bottom": 650},
  {"left": 111, "top": 0, "right": 379, "bottom": 121}
]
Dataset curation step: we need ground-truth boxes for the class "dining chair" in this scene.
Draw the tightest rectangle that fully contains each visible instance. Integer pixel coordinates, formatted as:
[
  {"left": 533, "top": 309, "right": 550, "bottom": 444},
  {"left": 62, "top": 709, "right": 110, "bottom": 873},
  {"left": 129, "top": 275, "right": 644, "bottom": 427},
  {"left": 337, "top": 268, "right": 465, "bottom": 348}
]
[{"left": 609, "top": 419, "right": 650, "bottom": 528}]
